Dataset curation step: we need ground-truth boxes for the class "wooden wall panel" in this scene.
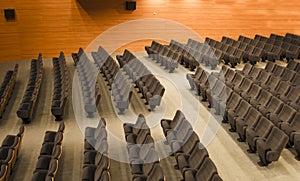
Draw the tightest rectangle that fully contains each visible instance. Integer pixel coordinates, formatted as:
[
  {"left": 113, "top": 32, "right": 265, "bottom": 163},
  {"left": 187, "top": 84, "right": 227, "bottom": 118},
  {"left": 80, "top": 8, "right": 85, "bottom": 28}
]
[{"left": 0, "top": 0, "right": 300, "bottom": 62}]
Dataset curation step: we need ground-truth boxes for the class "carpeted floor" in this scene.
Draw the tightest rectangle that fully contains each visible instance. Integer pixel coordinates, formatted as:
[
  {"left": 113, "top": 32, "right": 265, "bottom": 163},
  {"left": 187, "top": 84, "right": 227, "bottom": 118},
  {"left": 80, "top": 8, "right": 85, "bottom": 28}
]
[{"left": 0, "top": 52, "right": 299, "bottom": 181}]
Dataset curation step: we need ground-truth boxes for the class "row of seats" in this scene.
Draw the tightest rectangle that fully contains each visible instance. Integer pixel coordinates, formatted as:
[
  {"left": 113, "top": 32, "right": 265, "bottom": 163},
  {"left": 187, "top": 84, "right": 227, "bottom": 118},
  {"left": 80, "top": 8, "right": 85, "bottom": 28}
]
[
  {"left": 185, "top": 38, "right": 225, "bottom": 69},
  {"left": 238, "top": 33, "right": 300, "bottom": 62},
  {"left": 76, "top": 53, "right": 101, "bottom": 118},
  {"left": 189, "top": 63, "right": 298, "bottom": 165},
  {"left": 116, "top": 49, "right": 136, "bottom": 68},
  {"left": 160, "top": 110, "right": 223, "bottom": 181},
  {"left": 117, "top": 50, "right": 165, "bottom": 111},
  {"left": 0, "top": 126, "right": 25, "bottom": 181},
  {"left": 51, "top": 52, "right": 69, "bottom": 121},
  {"left": 72, "top": 48, "right": 84, "bottom": 66},
  {"left": 183, "top": 32, "right": 300, "bottom": 69},
  {"left": 0, "top": 64, "right": 18, "bottom": 119},
  {"left": 17, "top": 54, "right": 43, "bottom": 123},
  {"left": 169, "top": 40, "right": 202, "bottom": 71},
  {"left": 145, "top": 41, "right": 180, "bottom": 73},
  {"left": 82, "top": 118, "right": 110, "bottom": 181},
  {"left": 92, "top": 46, "right": 132, "bottom": 114},
  {"left": 123, "top": 114, "right": 165, "bottom": 181},
  {"left": 31, "top": 123, "right": 65, "bottom": 181},
  {"left": 286, "top": 59, "right": 300, "bottom": 72}
]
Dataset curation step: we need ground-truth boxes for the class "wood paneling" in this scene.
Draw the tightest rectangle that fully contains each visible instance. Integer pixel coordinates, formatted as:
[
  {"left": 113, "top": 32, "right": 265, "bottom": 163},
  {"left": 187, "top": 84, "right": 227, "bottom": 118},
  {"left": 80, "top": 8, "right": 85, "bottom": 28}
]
[{"left": 0, "top": 0, "right": 300, "bottom": 62}]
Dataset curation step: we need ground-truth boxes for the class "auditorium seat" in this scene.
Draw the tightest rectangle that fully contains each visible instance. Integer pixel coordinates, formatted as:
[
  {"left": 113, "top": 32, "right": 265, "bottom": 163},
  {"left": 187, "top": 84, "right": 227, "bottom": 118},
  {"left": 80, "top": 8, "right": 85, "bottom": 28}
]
[
  {"left": 269, "top": 81, "right": 291, "bottom": 97},
  {"left": 31, "top": 171, "right": 54, "bottom": 181},
  {"left": 44, "top": 123, "right": 65, "bottom": 143},
  {"left": 132, "top": 164, "right": 164, "bottom": 181},
  {"left": 165, "top": 119, "right": 193, "bottom": 145},
  {"left": 280, "top": 69, "right": 296, "bottom": 82},
  {"left": 233, "top": 77, "right": 252, "bottom": 95},
  {"left": 1, "top": 125, "right": 25, "bottom": 157},
  {"left": 183, "top": 157, "right": 222, "bottom": 181},
  {"left": 240, "top": 83, "right": 261, "bottom": 102},
  {"left": 0, "top": 148, "right": 14, "bottom": 176},
  {"left": 269, "top": 104, "right": 297, "bottom": 126},
  {"left": 160, "top": 110, "right": 185, "bottom": 136},
  {"left": 235, "top": 107, "right": 262, "bottom": 142},
  {"left": 249, "top": 89, "right": 272, "bottom": 109},
  {"left": 256, "top": 127, "right": 288, "bottom": 166},
  {"left": 175, "top": 143, "right": 209, "bottom": 172},
  {"left": 246, "top": 116, "right": 274, "bottom": 153},
  {"left": 258, "top": 96, "right": 284, "bottom": 118},
  {"left": 221, "top": 92, "right": 242, "bottom": 123},
  {"left": 278, "top": 112, "right": 300, "bottom": 160},
  {"left": 286, "top": 60, "right": 300, "bottom": 71},
  {"left": 227, "top": 100, "right": 251, "bottom": 132},
  {"left": 0, "top": 164, "right": 8, "bottom": 181}
]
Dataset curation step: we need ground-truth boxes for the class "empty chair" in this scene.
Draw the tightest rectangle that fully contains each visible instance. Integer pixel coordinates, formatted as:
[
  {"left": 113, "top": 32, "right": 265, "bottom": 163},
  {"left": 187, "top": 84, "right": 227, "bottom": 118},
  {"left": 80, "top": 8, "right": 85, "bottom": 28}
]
[
  {"left": 226, "top": 72, "right": 244, "bottom": 88},
  {"left": 269, "top": 81, "right": 291, "bottom": 97},
  {"left": 85, "top": 119, "right": 106, "bottom": 140},
  {"left": 165, "top": 119, "right": 193, "bottom": 144},
  {"left": 260, "top": 76, "right": 280, "bottom": 91},
  {"left": 186, "top": 67, "right": 204, "bottom": 90},
  {"left": 287, "top": 60, "right": 300, "bottom": 71},
  {"left": 258, "top": 96, "right": 284, "bottom": 118},
  {"left": 132, "top": 164, "right": 164, "bottom": 181},
  {"left": 31, "top": 170, "right": 54, "bottom": 181},
  {"left": 175, "top": 143, "right": 209, "bottom": 172},
  {"left": 124, "top": 114, "right": 148, "bottom": 137},
  {"left": 271, "top": 64, "right": 285, "bottom": 77},
  {"left": 238, "top": 35, "right": 252, "bottom": 44},
  {"left": 160, "top": 110, "right": 185, "bottom": 136},
  {"left": 240, "top": 83, "right": 261, "bottom": 102},
  {"left": 248, "top": 47, "right": 263, "bottom": 64},
  {"left": 246, "top": 117, "right": 274, "bottom": 153},
  {"left": 0, "top": 165, "right": 8, "bottom": 181},
  {"left": 279, "top": 112, "right": 300, "bottom": 160},
  {"left": 227, "top": 100, "right": 251, "bottom": 132},
  {"left": 221, "top": 92, "right": 242, "bottom": 123},
  {"left": 249, "top": 89, "right": 272, "bottom": 108},
  {"left": 244, "top": 67, "right": 262, "bottom": 80},
  {"left": 183, "top": 157, "right": 222, "bottom": 181},
  {"left": 44, "top": 123, "right": 65, "bottom": 143},
  {"left": 285, "top": 45, "right": 300, "bottom": 61},
  {"left": 236, "top": 63, "right": 252, "bottom": 76},
  {"left": 1, "top": 125, "right": 25, "bottom": 157},
  {"left": 269, "top": 104, "right": 297, "bottom": 126},
  {"left": 235, "top": 107, "right": 262, "bottom": 142},
  {"left": 170, "top": 132, "right": 200, "bottom": 156},
  {"left": 280, "top": 69, "right": 296, "bottom": 82},
  {"left": 233, "top": 77, "right": 253, "bottom": 95},
  {"left": 0, "top": 148, "right": 15, "bottom": 174},
  {"left": 199, "top": 75, "right": 218, "bottom": 101},
  {"left": 206, "top": 80, "right": 227, "bottom": 109},
  {"left": 256, "top": 127, "right": 288, "bottom": 166},
  {"left": 264, "top": 61, "right": 276, "bottom": 73},
  {"left": 252, "top": 71, "right": 271, "bottom": 86}
]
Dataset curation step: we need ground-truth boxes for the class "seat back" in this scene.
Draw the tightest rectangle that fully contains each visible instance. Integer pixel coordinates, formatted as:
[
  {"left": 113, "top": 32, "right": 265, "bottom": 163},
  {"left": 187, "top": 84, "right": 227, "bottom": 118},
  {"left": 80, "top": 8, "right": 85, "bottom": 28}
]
[
  {"left": 182, "top": 132, "right": 200, "bottom": 154},
  {"left": 244, "top": 107, "right": 261, "bottom": 127},
  {"left": 188, "top": 145, "right": 209, "bottom": 170},
  {"left": 146, "top": 164, "right": 164, "bottom": 181},
  {"left": 265, "top": 61, "right": 275, "bottom": 72},
  {"left": 272, "top": 65, "right": 285, "bottom": 77},
  {"left": 276, "top": 104, "right": 297, "bottom": 124},
  {"left": 241, "top": 63, "right": 253, "bottom": 75},
  {"left": 195, "top": 157, "right": 219, "bottom": 181},
  {"left": 254, "top": 117, "right": 274, "bottom": 138},
  {"left": 266, "top": 127, "right": 289, "bottom": 153}
]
